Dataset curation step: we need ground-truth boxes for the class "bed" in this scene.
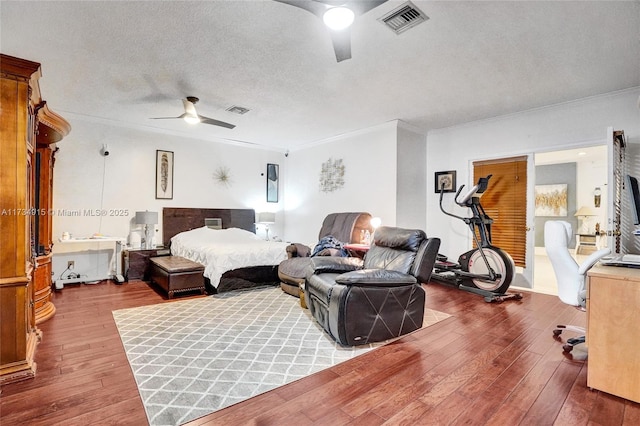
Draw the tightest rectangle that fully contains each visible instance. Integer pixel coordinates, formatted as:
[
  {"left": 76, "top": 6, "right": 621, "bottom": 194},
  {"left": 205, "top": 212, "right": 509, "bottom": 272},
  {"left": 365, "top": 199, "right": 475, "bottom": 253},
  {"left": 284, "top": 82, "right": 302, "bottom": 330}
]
[{"left": 163, "top": 207, "right": 289, "bottom": 293}]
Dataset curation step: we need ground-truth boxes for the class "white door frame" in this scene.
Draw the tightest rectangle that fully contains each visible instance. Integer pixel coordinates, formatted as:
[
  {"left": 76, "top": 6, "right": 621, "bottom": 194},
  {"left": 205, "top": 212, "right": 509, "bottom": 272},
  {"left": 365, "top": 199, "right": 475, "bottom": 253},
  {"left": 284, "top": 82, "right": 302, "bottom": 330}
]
[
  {"left": 529, "top": 136, "right": 610, "bottom": 293},
  {"left": 523, "top": 153, "right": 535, "bottom": 287}
]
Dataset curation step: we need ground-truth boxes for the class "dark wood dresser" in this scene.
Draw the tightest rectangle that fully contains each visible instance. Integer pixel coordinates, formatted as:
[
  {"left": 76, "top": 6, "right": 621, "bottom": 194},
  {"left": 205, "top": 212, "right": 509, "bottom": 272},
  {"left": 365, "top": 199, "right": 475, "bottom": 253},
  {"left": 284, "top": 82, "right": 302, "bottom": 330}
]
[
  {"left": 1, "top": 54, "right": 69, "bottom": 385},
  {"left": 124, "top": 248, "right": 171, "bottom": 281}
]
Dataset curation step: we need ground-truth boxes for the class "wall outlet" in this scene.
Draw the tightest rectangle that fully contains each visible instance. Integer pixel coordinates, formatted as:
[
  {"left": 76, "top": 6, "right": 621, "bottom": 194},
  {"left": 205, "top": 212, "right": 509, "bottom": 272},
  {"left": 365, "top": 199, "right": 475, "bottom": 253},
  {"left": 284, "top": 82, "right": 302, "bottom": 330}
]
[{"left": 67, "top": 260, "right": 75, "bottom": 270}]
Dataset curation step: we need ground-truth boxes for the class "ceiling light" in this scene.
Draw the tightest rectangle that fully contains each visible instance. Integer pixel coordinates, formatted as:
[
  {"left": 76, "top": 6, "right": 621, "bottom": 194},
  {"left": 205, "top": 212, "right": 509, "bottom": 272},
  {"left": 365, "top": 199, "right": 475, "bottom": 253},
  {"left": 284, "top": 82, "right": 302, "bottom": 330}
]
[
  {"left": 183, "top": 114, "right": 200, "bottom": 124},
  {"left": 323, "top": 7, "right": 355, "bottom": 31}
]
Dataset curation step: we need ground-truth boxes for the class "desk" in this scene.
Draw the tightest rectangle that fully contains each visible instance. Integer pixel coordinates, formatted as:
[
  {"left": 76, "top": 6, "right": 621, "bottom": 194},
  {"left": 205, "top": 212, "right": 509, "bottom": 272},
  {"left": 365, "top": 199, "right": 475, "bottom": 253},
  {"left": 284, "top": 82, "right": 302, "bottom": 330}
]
[
  {"left": 54, "top": 237, "right": 125, "bottom": 288},
  {"left": 586, "top": 265, "right": 640, "bottom": 403}
]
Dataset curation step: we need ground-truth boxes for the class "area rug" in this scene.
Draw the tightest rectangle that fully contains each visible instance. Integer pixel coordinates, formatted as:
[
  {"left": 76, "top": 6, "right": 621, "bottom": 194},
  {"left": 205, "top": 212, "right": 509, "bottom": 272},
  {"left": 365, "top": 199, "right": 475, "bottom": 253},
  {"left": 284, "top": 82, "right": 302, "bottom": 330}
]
[{"left": 113, "top": 286, "right": 450, "bottom": 426}]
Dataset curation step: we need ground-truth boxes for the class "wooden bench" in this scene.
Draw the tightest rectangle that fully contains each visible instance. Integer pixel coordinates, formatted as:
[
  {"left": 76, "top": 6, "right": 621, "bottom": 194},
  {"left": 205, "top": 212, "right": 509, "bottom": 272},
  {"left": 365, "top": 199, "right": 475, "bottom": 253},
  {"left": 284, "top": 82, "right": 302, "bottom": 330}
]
[{"left": 149, "top": 256, "right": 205, "bottom": 299}]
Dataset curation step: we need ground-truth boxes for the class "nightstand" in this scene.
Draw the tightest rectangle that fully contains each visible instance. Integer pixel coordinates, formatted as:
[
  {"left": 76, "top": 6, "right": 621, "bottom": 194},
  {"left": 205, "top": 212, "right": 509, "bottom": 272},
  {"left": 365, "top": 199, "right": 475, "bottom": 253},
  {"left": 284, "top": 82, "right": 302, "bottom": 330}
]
[{"left": 124, "top": 247, "right": 171, "bottom": 281}]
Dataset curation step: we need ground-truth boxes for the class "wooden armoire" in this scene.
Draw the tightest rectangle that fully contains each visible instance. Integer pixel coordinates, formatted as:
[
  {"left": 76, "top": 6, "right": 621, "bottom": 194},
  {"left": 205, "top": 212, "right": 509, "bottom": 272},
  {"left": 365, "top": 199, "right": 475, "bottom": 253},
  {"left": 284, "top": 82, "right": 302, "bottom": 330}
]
[{"left": 0, "top": 54, "right": 70, "bottom": 384}]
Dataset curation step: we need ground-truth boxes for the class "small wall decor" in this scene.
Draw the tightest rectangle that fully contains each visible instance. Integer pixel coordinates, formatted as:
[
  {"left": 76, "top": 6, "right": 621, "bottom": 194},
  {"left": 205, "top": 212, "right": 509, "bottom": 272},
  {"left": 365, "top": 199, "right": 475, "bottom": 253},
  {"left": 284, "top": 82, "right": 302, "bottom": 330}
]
[
  {"left": 156, "top": 150, "right": 174, "bottom": 199},
  {"left": 319, "top": 158, "right": 345, "bottom": 193},
  {"left": 266, "top": 163, "right": 279, "bottom": 202},
  {"left": 434, "top": 170, "right": 456, "bottom": 193},
  {"left": 535, "top": 184, "right": 568, "bottom": 216},
  {"left": 213, "top": 166, "right": 232, "bottom": 187},
  {"left": 594, "top": 187, "right": 602, "bottom": 208}
]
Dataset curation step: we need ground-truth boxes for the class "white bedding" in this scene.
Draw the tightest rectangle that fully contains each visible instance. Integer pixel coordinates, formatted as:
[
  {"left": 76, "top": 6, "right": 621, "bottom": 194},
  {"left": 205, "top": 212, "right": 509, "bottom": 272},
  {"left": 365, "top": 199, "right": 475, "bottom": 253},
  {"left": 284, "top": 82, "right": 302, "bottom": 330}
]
[{"left": 170, "top": 227, "right": 289, "bottom": 288}]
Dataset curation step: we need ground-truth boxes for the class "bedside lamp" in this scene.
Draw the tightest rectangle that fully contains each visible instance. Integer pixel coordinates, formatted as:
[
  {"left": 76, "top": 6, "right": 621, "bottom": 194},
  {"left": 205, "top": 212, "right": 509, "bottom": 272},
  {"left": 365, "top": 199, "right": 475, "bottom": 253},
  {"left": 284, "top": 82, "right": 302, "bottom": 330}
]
[
  {"left": 257, "top": 212, "right": 276, "bottom": 241},
  {"left": 574, "top": 206, "right": 597, "bottom": 234},
  {"left": 370, "top": 217, "right": 382, "bottom": 242},
  {"left": 136, "top": 211, "right": 158, "bottom": 249}
]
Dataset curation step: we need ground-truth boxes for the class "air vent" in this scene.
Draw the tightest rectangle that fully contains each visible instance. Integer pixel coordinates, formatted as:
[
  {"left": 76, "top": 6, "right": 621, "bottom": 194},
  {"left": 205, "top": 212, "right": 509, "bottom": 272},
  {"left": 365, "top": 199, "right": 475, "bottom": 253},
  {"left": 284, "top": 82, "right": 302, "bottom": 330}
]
[
  {"left": 226, "top": 105, "right": 250, "bottom": 115},
  {"left": 378, "top": 1, "right": 428, "bottom": 34}
]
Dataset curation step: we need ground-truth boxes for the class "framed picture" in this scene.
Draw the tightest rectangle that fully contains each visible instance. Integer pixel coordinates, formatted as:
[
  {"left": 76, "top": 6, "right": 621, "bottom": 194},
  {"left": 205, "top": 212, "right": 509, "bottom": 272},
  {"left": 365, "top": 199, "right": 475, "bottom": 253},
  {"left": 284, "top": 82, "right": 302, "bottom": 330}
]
[
  {"left": 534, "top": 184, "right": 567, "bottom": 216},
  {"left": 156, "top": 150, "right": 174, "bottom": 199},
  {"left": 266, "top": 163, "right": 279, "bottom": 203},
  {"left": 435, "top": 171, "right": 456, "bottom": 193}
]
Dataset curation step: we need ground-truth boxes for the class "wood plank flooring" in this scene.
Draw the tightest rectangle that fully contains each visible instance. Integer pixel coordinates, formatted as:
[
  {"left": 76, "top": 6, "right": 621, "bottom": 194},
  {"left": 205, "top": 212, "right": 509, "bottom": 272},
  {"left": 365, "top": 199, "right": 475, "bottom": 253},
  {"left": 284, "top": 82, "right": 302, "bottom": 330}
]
[{"left": 1, "top": 280, "right": 639, "bottom": 425}]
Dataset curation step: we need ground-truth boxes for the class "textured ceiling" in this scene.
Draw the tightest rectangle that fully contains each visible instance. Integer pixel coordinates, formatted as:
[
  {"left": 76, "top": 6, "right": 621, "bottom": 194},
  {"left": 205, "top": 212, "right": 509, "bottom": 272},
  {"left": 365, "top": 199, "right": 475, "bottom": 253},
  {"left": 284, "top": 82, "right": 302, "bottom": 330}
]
[{"left": 1, "top": 1, "right": 638, "bottom": 151}]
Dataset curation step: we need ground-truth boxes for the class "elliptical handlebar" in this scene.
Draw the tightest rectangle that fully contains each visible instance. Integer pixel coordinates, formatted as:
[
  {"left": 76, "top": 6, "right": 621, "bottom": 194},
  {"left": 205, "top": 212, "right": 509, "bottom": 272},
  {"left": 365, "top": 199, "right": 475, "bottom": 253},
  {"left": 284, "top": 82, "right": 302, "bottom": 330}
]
[
  {"left": 439, "top": 182, "right": 467, "bottom": 221},
  {"left": 439, "top": 174, "right": 493, "bottom": 219},
  {"left": 456, "top": 174, "right": 492, "bottom": 207}
]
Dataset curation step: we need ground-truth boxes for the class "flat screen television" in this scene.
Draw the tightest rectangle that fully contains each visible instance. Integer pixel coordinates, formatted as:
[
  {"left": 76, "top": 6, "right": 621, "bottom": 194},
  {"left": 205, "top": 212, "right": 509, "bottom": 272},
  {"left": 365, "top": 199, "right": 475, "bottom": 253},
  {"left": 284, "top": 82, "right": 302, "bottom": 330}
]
[{"left": 625, "top": 174, "right": 640, "bottom": 225}]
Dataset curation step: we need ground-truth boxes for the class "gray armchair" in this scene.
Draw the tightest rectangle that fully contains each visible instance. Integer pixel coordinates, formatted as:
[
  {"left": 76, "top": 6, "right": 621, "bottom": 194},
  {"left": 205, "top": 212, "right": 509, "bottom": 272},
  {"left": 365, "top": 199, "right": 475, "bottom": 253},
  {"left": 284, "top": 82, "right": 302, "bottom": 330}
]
[{"left": 305, "top": 226, "right": 440, "bottom": 346}]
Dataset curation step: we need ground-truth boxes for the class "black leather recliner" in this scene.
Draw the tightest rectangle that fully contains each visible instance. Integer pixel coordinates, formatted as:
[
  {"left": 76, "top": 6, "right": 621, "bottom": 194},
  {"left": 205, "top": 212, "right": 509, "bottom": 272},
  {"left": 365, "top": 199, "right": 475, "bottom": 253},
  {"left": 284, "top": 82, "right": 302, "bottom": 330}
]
[
  {"left": 305, "top": 226, "right": 441, "bottom": 346},
  {"left": 278, "top": 212, "right": 372, "bottom": 299}
]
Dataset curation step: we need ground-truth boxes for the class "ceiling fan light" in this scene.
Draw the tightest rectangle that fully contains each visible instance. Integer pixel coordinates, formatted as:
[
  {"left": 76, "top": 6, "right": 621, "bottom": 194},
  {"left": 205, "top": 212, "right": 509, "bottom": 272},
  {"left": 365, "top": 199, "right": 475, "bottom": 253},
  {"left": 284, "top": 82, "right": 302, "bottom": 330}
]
[
  {"left": 183, "top": 114, "right": 200, "bottom": 124},
  {"left": 323, "top": 7, "right": 355, "bottom": 31}
]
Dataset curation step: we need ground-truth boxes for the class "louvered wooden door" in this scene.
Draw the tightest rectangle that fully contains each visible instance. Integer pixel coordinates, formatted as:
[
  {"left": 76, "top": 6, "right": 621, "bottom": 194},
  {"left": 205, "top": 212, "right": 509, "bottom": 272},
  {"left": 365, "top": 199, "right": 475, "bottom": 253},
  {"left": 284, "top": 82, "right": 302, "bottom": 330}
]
[{"left": 474, "top": 157, "right": 528, "bottom": 268}]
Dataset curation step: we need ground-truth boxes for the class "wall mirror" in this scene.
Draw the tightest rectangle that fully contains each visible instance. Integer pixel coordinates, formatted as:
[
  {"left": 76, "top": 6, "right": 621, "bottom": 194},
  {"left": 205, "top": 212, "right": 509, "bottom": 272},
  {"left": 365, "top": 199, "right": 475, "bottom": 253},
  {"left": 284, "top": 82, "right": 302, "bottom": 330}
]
[{"left": 267, "top": 163, "right": 279, "bottom": 203}]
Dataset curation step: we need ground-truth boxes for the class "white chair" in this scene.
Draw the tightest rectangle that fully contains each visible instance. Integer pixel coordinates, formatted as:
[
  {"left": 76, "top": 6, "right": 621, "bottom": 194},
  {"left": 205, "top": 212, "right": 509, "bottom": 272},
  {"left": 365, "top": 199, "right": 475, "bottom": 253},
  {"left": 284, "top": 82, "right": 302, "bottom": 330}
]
[{"left": 544, "top": 220, "right": 610, "bottom": 352}]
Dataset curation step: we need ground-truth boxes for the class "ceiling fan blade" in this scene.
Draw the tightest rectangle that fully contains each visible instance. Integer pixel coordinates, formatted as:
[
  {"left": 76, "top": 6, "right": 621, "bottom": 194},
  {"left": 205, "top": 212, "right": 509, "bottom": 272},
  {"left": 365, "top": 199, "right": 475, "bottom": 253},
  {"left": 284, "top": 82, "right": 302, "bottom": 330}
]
[
  {"left": 329, "top": 28, "right": 352, "bottom": 62},
  {"left": 199, "top": 115, "right": 236, "bottom": 129},
  {"left": 273, "top": 0, "right": 327, "bottom": 17},
  {"left": 348, "top": 0, "right": 388, "bottom": 16}
]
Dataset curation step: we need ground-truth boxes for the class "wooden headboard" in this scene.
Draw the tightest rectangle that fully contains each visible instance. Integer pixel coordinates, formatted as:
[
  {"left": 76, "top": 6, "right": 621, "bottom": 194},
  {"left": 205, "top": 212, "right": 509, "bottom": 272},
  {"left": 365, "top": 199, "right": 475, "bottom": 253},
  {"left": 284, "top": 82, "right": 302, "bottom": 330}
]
[{"left": 163, "top": 208, "right": 256, "bottom": 247}]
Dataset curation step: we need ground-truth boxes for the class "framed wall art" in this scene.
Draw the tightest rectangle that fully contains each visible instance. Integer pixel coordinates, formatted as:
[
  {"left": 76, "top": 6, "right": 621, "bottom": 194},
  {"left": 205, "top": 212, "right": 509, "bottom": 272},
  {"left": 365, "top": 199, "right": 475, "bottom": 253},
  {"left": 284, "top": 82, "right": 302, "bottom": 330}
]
[
  {"left": 156, "top": 150, "right": 174, "bottom": 199},
  {"left": 534, "top": 184, "right": 567, "bottom": 216},
  {"left": 319, "top": 158, "right": 345, "bottom": 193},
  {"left": 213, "top": 165, "right": 232, "bottom": 187},
  {"left": 266, "top": 163, "right": 279, "bottom": 203},
  {"left": 435, "top": 170, "right": 456, "bottom": 193}
]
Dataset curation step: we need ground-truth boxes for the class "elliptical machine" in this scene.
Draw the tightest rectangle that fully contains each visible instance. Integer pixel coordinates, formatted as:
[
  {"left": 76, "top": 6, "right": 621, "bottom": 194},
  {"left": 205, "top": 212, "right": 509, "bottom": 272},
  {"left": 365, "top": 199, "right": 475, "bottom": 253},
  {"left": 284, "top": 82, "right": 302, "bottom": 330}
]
[{"left": 432, "top": 174, "right": 522, "bottom": 303}]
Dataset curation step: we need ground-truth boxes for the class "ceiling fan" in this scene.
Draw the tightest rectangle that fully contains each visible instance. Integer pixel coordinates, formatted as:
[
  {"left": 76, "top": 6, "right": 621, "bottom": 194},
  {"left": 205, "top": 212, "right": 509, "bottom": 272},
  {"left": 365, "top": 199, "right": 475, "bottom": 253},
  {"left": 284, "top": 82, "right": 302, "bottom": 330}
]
[
  {"left": 273, "top": 0, "right": 388, "bottom": 62},
  {"left": 151, "top": 96, "right": 236, "bottom": 129}
]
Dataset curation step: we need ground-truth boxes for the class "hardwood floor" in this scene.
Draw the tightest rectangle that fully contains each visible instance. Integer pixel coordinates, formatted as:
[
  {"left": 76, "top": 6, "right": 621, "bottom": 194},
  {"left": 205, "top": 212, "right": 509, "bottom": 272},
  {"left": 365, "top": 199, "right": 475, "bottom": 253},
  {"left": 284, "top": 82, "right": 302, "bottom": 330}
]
[{"left": 1, "top": 280, "right": 639, "bottom": 425}]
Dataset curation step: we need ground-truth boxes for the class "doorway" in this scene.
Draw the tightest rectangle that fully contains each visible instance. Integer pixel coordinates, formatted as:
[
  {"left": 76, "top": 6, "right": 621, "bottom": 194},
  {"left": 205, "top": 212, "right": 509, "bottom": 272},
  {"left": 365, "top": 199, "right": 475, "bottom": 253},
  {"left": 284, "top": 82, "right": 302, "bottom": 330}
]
[{"left": 533, "top": 145, "right": 607, "bottom": 294}]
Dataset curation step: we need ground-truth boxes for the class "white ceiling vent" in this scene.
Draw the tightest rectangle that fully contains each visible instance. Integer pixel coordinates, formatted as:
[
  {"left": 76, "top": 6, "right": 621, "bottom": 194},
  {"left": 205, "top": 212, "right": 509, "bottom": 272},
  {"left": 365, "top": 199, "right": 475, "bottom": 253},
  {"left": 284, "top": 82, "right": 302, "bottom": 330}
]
[
  {"left": 378, "top": 1, "right": 428, "bottom": 35},
  {"left": 226, "top": 105, "right": 250, "bottom": 115}
]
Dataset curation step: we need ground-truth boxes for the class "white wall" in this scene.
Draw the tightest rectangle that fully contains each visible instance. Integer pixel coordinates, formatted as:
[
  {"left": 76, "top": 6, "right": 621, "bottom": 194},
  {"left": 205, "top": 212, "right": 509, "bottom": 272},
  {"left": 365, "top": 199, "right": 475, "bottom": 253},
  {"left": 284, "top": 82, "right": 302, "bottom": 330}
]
[
  {"left": 576, "top": 153, "right": 607, "bottom": 232},
  {"left": 426, "top": 88, "right": 640, "bottom": 258},
  {"left": 283, "top": 121, "right": 398, "bottom": 244},
  {"left": 396, "top": 123, "right": 427, "bottom": 230},
  {"left": 53, "top": 118, "right": 286, "bottom": 245}
]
